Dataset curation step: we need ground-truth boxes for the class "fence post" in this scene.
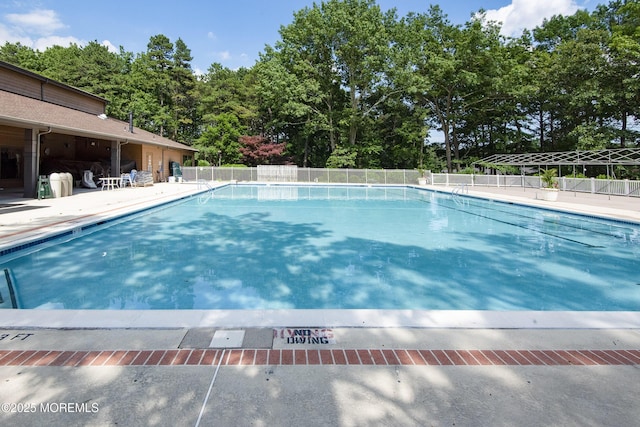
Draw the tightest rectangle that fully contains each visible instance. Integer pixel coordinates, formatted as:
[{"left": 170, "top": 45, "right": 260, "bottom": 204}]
[
  {"left": 624, "top": 179, "right": 629, "bottom": 196},
  {"left": 496, "top": 174, "right": 500, "bottom": 188},
  {"left": 590, "top": 177, "right": 595, "bottom": 194},
  {"left": 445, "top": 173, "right": 449, "bottom": 186}
]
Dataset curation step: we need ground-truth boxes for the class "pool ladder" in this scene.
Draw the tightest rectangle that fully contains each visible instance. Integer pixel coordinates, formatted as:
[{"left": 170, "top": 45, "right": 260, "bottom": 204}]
[
  {"left": 451, "top": 184, "right": 469, "bottom": 205},
  {"left": 0, "top": 269, "right": 19, "bottom": 309},
  {"left": 197, "top": 180, "right": 215, "bottom": 204}
]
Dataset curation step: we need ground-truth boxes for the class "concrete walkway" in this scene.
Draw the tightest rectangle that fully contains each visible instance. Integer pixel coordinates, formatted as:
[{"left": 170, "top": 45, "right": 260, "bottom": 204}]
[
  {"left": 0, "top": 183, "right": 639, "bottom": 426},
  {"left": 0, "top": 182, "right": 206, "bottom": 251},
  {"left": 0, "top": 327, "right": 638, "bottom": 426},
  {"left": 427, "top": 183, "right": 640, "bottom": 223}
]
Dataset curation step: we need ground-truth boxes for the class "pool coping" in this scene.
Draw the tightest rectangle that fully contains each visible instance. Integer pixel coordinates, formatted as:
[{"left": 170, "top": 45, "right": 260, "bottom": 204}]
[{"left": 1, "top": 309, "right": 639, "bottom": 329}]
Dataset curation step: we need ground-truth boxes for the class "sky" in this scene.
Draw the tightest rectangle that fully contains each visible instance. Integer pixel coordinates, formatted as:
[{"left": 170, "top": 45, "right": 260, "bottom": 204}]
[{"left": 0, "top": 0, "right": 596, "bottom": 75}]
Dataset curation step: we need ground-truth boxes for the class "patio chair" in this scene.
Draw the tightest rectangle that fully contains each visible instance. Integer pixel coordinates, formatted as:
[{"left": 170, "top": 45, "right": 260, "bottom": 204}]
[
  {"left": 82, "top": 170, "right": 97, "bottom": 189},
  {"left": 121, "top": 169, "right": 137, "bottom": 187}
]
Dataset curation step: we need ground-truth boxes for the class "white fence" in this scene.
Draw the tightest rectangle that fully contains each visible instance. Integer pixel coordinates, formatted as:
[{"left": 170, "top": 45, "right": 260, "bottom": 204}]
[
  {"left": 182, "top": 167, "right": 421, "bottom": 185},
  {"left": 180, "top": 167, "right": 640, "bottom": 198},
  {"left": 257, "top": 165, "right": 298, "bottom": 182},
  {"left": 430, "top": 173, "right": 640, "bottom": 198}
]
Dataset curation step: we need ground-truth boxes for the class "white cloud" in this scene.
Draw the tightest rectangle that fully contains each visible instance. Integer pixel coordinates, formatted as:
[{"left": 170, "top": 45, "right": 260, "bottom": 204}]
[
  {"left": 484, "top": 0, "right": 580, "bottom": 37},
  {"left": 0, "top": 9, "right": 92, "bottom": 52},
  {"left": 5, "top": 9, "right": 66, "bottom": 36},
  {"left": 101, "top": 39, "right": 118, "bottom": 53},
  {"left": 211, "top": 51, "right": 252, "bottom": 69},
  {"left": 216, "top": 50, "right": 231, "bottom": 61},
  {"left": 207, "top": 31, "right": 217, "bottom": 40},
  {"left": 0, "top": 23, "right": 32, "bottom": 45},
  {"left": 33, "top": 35, "right": 84, "bottom": 51}
]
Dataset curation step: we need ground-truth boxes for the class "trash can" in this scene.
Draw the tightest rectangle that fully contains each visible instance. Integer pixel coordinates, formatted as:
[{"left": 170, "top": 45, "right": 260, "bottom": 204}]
[
  {"left": 60, "top": 172, "right": 69, "bottom": 197},
  {"left": 65, "top": 173, "right": 73, "bottom": 196},
  {"left": 49, "top": 173, "right": 61, "bottom": 198}
]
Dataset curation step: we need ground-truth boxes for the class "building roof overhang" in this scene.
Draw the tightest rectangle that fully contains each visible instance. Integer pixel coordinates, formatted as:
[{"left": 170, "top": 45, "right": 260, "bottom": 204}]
[{"left": 0, "top": 90, "right": 198, "bottom": 152}]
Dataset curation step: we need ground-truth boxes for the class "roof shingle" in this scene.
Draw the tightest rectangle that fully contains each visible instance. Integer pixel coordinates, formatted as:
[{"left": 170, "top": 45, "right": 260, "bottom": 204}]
[{"left": 0, "top": 90, "right": 197, "bottom": 152}]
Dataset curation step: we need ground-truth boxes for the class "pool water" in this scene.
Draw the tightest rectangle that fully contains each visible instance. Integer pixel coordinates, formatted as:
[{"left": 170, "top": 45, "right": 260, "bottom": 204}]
[{"left": 2, "top": 185, "right": 639, "bottom": 311}]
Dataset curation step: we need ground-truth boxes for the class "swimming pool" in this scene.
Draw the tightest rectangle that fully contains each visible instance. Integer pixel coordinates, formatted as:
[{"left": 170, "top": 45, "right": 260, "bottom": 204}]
[{"left": 1, "top": 184, "right": 639, "bottom": 311}]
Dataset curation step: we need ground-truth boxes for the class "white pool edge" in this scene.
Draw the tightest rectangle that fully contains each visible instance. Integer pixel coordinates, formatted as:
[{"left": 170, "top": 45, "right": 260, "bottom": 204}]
[{"left": 1, "top": 309, "right": 638, "bottom": 329}]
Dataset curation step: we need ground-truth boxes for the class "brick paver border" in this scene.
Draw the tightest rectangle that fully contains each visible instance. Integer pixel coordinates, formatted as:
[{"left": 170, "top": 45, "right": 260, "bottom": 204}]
[{"left": 0, "top": 349, "right": 638, "bottom": 367}]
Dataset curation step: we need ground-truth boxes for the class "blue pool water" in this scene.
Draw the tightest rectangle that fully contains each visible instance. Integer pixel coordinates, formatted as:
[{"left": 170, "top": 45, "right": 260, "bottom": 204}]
[{"left": 1, "top": 185, "right": 639, "bottom": 311}]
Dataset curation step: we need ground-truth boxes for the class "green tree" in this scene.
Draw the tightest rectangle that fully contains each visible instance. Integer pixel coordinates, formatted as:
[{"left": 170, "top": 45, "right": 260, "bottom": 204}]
[
  {"left": 37, "top": 43, "right": 84, "bottom": 84},
  {"left": 126, "top": 34, "right": 199, "bottom": 141},
  {"left": 77, "top": 42, "right": 132, "bottom": 121},
  {"left": 272, "top": 4, "right": 346, "bottom": 162},
  {"left": 397, "top": 7, "right": 503, "bottom": 172},
  {"left": 170, "top": 38, "right": 198, "bottom": 144},
  {"left": 272, "top": 0, "right": 395, "bottom": 167},
  {"left": 321, "top": 0, "right": 393, "bottom": 149},
  {"left": 593, "top": 0, "right": 640, "bottom": 147},
  {"left": 532, "top": 4, "right": 640, "bottom": 151},
  {"left": 254, "top": 47, "right": 331, "bottom": 167},
  {"left": 143, "top": 34, "right": 175, "bottom": 137},
  {"left": 0, "top": 42, "right": 40, "bottom": 70},
  {"left": 198, "top": 63, "right": 257, "bottom": 132},
  {"left": 325, "top": 145, "right": 358, "bottom": 168},
  {"left": 195, "top": 113, "right": 244, "bottom": 165}
]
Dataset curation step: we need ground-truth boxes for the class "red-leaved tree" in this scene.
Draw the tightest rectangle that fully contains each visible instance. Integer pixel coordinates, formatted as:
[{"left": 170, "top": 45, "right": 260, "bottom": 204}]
[{"left": 239, "top": 135, "right": 288, "bottom": 166}]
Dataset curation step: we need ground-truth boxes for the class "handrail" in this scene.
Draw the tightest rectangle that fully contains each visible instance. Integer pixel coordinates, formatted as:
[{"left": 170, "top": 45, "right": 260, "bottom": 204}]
[
  {"left": 197, "top": 180, "right": 215, "bottom": 204},
  {"left": 452, "top": 183, "right": 469, "bottom": 195},
  {"left": 451, "top": 184, "right": 469, "bottom": 206},
  {"left": 2, "top": 269, "right": 19, "bottom": 309}
]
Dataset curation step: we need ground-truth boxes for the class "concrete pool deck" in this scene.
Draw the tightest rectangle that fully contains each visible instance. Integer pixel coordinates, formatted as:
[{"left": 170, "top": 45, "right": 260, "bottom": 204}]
[{"left": 0, "top": 182, "right": 639, "bottom": 426}]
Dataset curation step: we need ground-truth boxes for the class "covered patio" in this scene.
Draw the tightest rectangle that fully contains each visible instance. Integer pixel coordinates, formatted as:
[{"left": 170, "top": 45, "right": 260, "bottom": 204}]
[{"left": 0, "top": 61, "right": 197, "bottom": 199}]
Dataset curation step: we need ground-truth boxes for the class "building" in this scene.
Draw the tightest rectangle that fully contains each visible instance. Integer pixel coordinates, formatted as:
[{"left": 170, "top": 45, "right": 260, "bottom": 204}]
[{"left": 0, "top": 60, "right": 197, "bottom": 198}]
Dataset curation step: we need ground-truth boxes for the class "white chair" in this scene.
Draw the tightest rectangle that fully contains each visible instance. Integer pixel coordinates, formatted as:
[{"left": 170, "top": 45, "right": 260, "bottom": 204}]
[
  {"left": 82, "top": 170, "right": 97, "bottom": 189},
  {"left": 120, "top": 169, "right": 137, "bottom": 187}
]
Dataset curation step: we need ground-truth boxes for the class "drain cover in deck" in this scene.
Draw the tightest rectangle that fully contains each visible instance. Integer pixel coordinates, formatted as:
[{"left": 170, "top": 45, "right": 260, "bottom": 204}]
[{"left": 209, "top": 330, "right": 245, "bottom": 348}]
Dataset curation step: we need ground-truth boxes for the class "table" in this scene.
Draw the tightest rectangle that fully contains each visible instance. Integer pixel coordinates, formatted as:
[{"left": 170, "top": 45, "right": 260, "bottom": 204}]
[{"left": 100, "top": 177, "right": 121, "bottom": 191}]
